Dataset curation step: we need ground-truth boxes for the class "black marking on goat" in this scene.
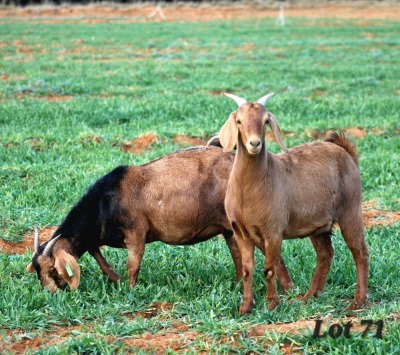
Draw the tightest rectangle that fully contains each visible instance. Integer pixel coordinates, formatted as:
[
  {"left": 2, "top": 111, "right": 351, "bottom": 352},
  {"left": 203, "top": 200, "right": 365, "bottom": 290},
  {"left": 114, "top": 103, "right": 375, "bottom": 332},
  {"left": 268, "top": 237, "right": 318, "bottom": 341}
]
[{"left": 50, "top": 165, "right": 129, "bottom": 254}]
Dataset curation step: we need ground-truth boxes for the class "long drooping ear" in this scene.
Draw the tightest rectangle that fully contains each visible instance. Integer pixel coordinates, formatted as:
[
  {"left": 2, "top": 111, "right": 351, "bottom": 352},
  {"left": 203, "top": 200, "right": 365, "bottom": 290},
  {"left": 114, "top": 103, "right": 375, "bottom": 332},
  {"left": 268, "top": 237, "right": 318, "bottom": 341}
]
[
  {"left": 53, "top": 249, "right": 81, "bottom": 289},
  {"left": 219, "top": 112, "right": 238, "bottom": 152},
  {"left": 268, "top": 113, "right": 289, "bottom": 153},
  {"left": 26, "top": 262, "right": 35, "bottom": 273}
]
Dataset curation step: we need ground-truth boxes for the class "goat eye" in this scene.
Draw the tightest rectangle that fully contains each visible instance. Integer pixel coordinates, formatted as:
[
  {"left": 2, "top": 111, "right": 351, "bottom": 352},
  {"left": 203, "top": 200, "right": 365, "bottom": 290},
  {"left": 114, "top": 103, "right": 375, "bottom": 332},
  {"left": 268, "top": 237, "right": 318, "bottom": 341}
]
[{"left": 236, "top": 120, "right": 242, "bottom": 125}]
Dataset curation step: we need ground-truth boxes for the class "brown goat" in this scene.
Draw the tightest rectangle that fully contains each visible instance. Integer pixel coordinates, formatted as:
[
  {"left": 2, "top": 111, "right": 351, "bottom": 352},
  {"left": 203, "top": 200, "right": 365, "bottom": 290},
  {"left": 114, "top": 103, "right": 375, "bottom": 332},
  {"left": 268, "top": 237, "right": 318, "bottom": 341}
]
[
  {"left": 27, "top": 146, "right": 293, "bottom": 292},
  {"left": 219, "top": 93, "right": 369, "bottom": 315}
]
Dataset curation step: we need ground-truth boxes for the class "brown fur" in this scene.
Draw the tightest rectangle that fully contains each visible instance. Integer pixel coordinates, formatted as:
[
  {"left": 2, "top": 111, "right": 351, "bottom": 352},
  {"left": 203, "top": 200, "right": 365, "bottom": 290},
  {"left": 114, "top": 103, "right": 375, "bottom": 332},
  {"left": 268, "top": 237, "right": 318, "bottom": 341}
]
[
  {"left": 220, "top": 101, "right": 369, "bottom": 315},
  {"left": 325, "top": 130, "right": 359, "bottom": 165}
]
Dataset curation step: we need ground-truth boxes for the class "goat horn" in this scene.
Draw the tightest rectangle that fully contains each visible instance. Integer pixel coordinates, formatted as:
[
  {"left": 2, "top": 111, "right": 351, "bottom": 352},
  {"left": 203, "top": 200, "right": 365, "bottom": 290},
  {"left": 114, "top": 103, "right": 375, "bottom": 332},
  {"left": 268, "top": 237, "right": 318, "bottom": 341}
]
[
  {"left": 224, "top": 93, "right": 247, "bottom": 107},
  {"left": 42, "top": 235, "right": 62, "bottom": 257},
  {"left": 33, "top": 225, "right": 40, "bottom": 254},
  {"left": 257, "top": 92, "right": 275, "bottom": 106}
]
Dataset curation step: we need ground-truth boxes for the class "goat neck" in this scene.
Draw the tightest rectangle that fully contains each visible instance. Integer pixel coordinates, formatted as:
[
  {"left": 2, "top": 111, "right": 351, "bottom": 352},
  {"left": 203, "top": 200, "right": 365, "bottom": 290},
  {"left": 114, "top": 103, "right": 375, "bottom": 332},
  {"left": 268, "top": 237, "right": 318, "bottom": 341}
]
[{"left": 233, "top": 132, "right": 269, "bottom": 184}]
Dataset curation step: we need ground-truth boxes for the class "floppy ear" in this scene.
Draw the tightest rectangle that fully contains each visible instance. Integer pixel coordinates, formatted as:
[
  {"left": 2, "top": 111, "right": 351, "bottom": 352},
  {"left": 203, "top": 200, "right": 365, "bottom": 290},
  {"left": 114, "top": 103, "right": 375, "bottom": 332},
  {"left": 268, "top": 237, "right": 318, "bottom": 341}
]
[
  {"left": 53, "top": 249, "right": 81, "bottom": 290},
  {"left": 26, "top": 262, "right": 35, "bottom": 273},
  {"left": 268, "top": 113, "right": 289, "bottom": 153},
  {"left": 219, "top": 112, "right": 238, "bottom": 152}
]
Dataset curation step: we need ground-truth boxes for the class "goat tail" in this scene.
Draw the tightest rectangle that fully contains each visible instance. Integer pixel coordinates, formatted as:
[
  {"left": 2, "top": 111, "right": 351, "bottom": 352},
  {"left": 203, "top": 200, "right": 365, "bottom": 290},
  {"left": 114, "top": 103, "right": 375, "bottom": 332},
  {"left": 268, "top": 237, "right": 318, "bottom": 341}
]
[{"left": 325, "top": 131, "right": 359, "bottom": 165}]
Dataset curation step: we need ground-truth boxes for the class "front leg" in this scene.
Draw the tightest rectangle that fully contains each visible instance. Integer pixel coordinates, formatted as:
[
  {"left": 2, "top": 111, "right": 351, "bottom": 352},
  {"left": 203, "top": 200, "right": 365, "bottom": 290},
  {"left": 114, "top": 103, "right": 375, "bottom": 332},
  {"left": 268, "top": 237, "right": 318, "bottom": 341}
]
[
  {"left": 90, "top": 248, "right": 121, "bottom": 284},
  {"left": 124, "top": 232, "right": 146, "bottom": 287},
  {"left": 233, "top": 225, "right": 256, "bottom": 316},
  {"left": 264, "top": 237, "right": 282, "bottom": 311}
]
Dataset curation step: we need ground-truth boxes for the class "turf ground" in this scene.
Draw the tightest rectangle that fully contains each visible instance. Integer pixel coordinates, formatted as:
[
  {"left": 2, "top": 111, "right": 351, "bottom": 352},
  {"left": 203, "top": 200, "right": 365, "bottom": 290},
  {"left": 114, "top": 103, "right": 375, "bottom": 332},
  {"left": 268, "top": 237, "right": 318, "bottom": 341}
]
[{"left": 0, "top": 2, "right": 399, "bottom": 353}]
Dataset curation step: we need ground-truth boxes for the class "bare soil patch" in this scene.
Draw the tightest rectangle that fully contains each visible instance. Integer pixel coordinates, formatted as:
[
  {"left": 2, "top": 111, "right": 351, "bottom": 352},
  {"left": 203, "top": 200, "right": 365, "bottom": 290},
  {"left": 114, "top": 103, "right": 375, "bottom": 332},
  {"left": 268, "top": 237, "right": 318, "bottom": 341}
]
[
  {"left": 15, "top": 92, "right": 73, "bottom": 102},
  {"left": 121, "top": 132, "right": 158, "bottom": 154},
  {"left": 1, "top": 3, "right": 399, "bottom": 23},
  {"left": 46, "top": 95, "right": 73, "bottom": 102},
  {"left": 173, "top": 134, "right": 209, "bottom": 147},
  {"left": 133, "top": 301, "right": 175, "bottom": 319},
  {"left": 4, "top": 314, "right": 398, "bottom": 354},
  {"left": 305, "top": 127, "right": 371, "bottom": 140},
  {"left": 362, "top": 200, "right": 400, "bottom": 228},
  {"left": 0, "top": 226, "right": 57, "bottom": 254}
]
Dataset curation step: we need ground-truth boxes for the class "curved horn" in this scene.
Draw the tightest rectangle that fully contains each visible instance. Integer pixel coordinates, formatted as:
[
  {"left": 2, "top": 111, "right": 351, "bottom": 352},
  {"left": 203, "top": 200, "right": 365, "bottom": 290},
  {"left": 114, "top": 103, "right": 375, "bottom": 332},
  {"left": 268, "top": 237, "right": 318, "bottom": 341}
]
[
  {"left": 43, "top": 235, "right": 62, "bottom": 257},
  {"left": 257, "top": 92, "right": 275, "bottom": 106},
  {"left": 33, "top": 225, "right": 40, "bottom": 254},
  {"left": 224, "top": 93, "right": 247, "bottom": 107}
]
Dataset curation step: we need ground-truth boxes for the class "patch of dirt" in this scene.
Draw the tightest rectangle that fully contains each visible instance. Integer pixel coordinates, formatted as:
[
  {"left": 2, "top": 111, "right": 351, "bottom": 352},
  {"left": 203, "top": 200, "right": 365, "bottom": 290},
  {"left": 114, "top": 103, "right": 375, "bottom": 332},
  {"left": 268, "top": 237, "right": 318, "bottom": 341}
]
[
  {"left": 305, "top": 127, "right": 371, "bottom": 140},
  {"left": 81, "top": 135, "right": 103, "bottom": 144},
  {"left": 134, "top": 302, "right": 174, "bottom": 319},
  {"left": 266, "top": 130, "right": 294, "bottom": 143},
  {"left": 312, "top": 89, "right": 327, "bottom": 97},
  {"left": 0, "top": 226, "right": 58, "bottom": 255},
  {"left": 247, "top": 320, "right": 316, "bottom": 337},
  {"left": 121, "top": 331, "right": 198, "bottom": 353},
  {"left": 14, "top": 39, "right": 24, "bottom": 46},
  {"left": 46, "top": 95, "right": 73, "bottom": 102},
  {"left": 25, "top": 137, "right": 46, "bottom": 151},
  {"left": 0, "top": 3, "right": 399, "bottom": 23},
  {"left": 14, "top": 93, "right": 73, "bottom": 102},
  {"left": 362, "top": 201, "right": 400, "bottom": 228},
  {"left": 344, "top": 127, "right": 367, "bottom": 139},
  {"left": 173, "top": 134, "right": 209, "bottom": 147},
  {"left": 4, "top": 314, "right": 398, "bottom": 354},
  {"left": 3, "top": 325, "right": 84, "bottom": 354},
  {"left": 121, "top": 133, "right": 158, "bottom": 154}
]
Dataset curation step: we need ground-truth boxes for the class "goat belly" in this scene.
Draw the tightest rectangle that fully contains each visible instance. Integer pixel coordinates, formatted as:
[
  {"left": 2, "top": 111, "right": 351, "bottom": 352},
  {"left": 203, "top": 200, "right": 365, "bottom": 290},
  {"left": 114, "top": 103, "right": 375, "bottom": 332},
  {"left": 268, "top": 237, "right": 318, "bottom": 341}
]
[{"left": 283, "top": 222, "right": 333, "bottom": 239}]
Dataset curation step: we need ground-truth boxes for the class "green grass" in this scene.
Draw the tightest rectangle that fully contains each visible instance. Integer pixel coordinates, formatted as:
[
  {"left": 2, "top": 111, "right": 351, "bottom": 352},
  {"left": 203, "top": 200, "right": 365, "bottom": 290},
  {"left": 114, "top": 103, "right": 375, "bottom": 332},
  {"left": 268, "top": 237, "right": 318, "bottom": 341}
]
[{"left": 1, "top": 14, "right": 399, "bottom": 354}]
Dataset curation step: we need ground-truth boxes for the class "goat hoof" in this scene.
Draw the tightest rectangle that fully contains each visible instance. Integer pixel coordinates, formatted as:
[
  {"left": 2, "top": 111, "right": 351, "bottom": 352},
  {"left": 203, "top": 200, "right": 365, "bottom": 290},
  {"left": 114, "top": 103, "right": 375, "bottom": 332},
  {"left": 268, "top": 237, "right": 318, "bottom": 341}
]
[
  {"left": 347, "top": 299, "right": 365, "bottom": 310},
  {"left": 281, "top": 281, "right": 294, "bottom": 294},
  {"left": 267, "top": 299, "right": 279, "bottom": 311},
  {"left": 239, "top": 304, "right": 253, "bottom": 316},
  {"left": 300, "top": 291, "right": 318, "bottom": 302},
  {"left": 109, "top": 273, "right": 121, "bottom": 284}
]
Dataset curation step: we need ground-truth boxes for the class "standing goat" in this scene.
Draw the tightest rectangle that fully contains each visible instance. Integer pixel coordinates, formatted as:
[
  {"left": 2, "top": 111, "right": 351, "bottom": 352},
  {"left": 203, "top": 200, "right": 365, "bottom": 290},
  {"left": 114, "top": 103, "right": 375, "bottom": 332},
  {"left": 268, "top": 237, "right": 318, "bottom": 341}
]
[
  {"left": 219, "top": 93, "right": 369, "bottom": 315},
  {"left": 27, "top": 146, "right": 293, "bottom": 292}
]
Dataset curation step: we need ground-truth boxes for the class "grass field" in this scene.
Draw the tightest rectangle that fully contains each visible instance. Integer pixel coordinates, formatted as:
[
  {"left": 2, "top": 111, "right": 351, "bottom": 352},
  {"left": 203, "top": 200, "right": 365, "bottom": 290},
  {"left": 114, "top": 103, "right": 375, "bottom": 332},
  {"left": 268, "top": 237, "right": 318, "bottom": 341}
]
[{"left": 1, "top": 5, "right": 400, "bottom": 353}]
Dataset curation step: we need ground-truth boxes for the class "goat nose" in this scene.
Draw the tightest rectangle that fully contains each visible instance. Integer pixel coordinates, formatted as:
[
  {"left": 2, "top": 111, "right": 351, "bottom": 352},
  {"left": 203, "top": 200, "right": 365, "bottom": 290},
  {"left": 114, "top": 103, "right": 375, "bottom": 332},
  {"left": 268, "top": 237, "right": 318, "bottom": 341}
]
[{"left": 250, "top": 140, "right": 261, "bottom": 148}]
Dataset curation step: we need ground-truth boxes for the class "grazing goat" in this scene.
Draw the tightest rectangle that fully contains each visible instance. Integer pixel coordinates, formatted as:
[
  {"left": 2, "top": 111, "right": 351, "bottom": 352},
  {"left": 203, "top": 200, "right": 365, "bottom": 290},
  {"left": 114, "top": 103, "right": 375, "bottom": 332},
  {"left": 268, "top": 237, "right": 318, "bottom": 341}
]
[
  {"left": 219, "top": 93, "right": 369, "bottom": 315},
  {"left": 27, "top": 146, "right": 293, "bottom": 292}
]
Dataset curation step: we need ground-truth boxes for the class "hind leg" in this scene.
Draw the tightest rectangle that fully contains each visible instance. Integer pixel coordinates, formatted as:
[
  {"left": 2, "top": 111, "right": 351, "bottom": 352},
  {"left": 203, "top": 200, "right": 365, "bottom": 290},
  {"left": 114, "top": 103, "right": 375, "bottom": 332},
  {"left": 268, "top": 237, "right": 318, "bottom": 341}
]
[
  {"left": 302, "top": 233, "right": 334, "bottom": 301},
  {"left": 223, "top": 231, "right": 243, "bottom": 282},
  {"left": 339, "top": 216, "right": 369, "bottom": 309},
  {"left": 124, "top": 230, "right": 146, "bottom": 287},
  {"left": 256, "top": 241, "right": 293, "bottom": 294},
  {"left": 276, "top": 254, "right": 294, "bottom": 294}
]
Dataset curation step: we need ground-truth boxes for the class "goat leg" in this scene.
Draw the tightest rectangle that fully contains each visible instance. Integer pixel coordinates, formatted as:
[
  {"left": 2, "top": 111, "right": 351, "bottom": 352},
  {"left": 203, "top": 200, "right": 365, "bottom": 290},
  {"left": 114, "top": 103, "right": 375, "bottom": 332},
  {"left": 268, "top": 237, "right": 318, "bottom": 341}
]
[
  {"left": 302, "top": 233, "right": 334, "bottom": 301},
  {"left": 125, "top": 234, "right": 146, "bottom": 287},
  {"left": 264, "top": 237, "right": 282, "bottom": 311},
  {"left": 235, "top": 233, "right": 255, "bottom": 316},
  {"left": 276, "top": 255, "right": 293, "bottom": 293},
  {"left": 89, "top": 248, "right": 121, "bottom": 284},
  {"left": 339, "top": 220, "right": 369, "bottom": 309},
  {"left": 222, "top": 231, "right": 243, "bottom": 282}
]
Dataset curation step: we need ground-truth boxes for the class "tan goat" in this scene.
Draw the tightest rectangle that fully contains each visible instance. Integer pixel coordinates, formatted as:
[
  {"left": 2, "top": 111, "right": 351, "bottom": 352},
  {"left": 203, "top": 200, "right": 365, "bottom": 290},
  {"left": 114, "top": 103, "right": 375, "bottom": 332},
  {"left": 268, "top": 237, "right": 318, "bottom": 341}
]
[{"left": 219, "top": 93, "right": 369, "bottom": 315}]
